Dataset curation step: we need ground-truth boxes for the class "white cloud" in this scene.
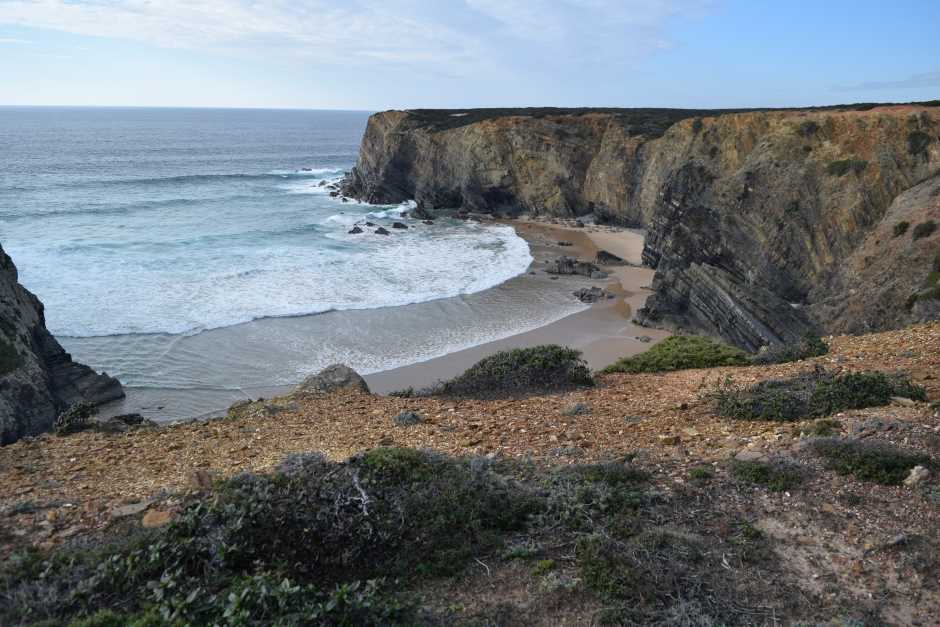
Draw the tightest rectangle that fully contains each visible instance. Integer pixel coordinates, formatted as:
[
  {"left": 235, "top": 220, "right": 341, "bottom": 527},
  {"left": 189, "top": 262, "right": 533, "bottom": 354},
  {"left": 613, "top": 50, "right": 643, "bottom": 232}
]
[{"left": 0, "top": 0, "right": 710, "bottom": 74}]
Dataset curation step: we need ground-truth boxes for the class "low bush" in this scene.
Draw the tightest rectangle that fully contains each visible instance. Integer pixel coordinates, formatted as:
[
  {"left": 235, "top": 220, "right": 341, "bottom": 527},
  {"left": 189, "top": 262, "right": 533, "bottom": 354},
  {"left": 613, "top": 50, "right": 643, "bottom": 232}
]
[
  {"left": 750, "top": 333, "right": 828, "bottom": 365},
  {"left": 913, "top": 220, "right": 937, "bottom": 241},
  {"left": 808, "top": 438, "right": 933, "bottom": 485},
  {"left": 54, "top": 401, "right": 96, "bottom": 435},
  {"left": 1, "top": 448, "right": 538, "bottom": 625},
  {"left": 437, "top": 345, "right": 593, "bottom": 397},
  {"left": 826, "top": 159, "right": 868, "bottom": 177},
  {"left": 730, "top": 459, "right": 804, "bottom": 492},
  {"left": 602, "top": 335, "right": 748, "bottom": 374},
  {"left": 803, "top": 418, "right": 843, "bottom": 437},
  {"left": 0, "top": 339, "right": 22, "bottom": 376},
  {"left": 893, "top": 221, "right": 910, "bottom": 237},
  {"left": 714, "top": 369, "right": 926, "bottom": 421}
]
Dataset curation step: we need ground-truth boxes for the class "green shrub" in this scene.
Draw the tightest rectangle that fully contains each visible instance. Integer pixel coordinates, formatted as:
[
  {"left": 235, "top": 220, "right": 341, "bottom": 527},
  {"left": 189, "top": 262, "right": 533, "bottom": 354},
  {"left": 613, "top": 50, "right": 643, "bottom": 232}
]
[
  {"left": 809, "top": 438, "right": 933, "bottom": 485},
  {"left": 893, "top": 221, "right": 910, "bottom": 237},
  {"left": 750, "top": 333, "right": 828, "bottom": 365},
  {"left": 0, "top": 338, "right": 22, "bottom": 376},
  {"left": 730, "top": 459, "right": 804, "bottom": 492},
  {"left": 908, "top": 130, "right": 932, "bottom": 155},
  {"left": 798, "top": 120, "right": 819, "bottom": 137},
  {"left": 689, "top": 466, "right": 714, "bottom": 481},
  {"left": 1, "top": 449, "right": 538, "bottom": 625},
  {"left": 54, "top": 401, "right": 96, "bottom": 435},
  {"left": 913, "top": 220, "right": 937, "bottom": 240},
  {"left": 826, "top": 159, "right": 868, "bottom": 177},
  {"left": 438, "top": 345, "right": 593, "bottom": 397},
  {"left": 602, "top": 335, "right": 748, "bottom": 374},
  {"left": 804, "top": 418, "right": 843, "bottom": 437},
  {"left": 714, "top": 369, "right": 926, "bottom": 421}
]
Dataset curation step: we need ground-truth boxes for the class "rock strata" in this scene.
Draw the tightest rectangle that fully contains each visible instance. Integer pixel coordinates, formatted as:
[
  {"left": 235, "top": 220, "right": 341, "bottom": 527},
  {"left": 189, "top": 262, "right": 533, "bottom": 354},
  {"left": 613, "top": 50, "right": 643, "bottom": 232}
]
[
  {"left": 342, "top": 105, "right": 940, "bottom": 349},
  {"left": 0, "top": 244, "right": 124, "bottom": 444}
]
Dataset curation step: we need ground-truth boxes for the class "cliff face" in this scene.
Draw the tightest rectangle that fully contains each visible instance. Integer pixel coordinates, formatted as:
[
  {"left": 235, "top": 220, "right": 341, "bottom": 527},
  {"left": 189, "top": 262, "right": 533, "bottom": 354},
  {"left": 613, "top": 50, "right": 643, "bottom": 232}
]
[
  {"left": 344, "top": 105, "right": 940, "bottom": 351},
  {"left": 0, "top": 244, "right": 123, "bottom": 444}
]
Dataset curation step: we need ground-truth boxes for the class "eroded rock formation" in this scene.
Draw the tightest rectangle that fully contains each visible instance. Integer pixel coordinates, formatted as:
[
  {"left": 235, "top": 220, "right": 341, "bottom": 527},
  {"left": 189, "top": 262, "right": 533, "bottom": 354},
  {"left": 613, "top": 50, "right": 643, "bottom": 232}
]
[
  {"left": 0, "top": 244, "right": 123, "bottom": 444},
  {"left": 343, "top": 105, "right": 940, "bottom": 350}
]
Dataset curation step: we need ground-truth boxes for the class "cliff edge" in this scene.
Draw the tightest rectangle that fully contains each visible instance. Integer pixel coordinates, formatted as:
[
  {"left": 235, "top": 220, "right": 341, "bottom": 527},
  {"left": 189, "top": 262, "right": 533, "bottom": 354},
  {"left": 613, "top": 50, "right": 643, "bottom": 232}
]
[
  {"left": 342, "top": 104, "right": 940, "bottom": 350},
  {"left": 0, "top": 244, "right": 123, "bottom": 444}
]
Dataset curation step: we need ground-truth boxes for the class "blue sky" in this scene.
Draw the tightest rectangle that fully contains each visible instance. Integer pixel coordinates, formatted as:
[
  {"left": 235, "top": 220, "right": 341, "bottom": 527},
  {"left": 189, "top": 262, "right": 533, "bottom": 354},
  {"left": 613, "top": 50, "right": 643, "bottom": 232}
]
[{"left": 0, "top": 0, "right": 937, "bottom": 109}]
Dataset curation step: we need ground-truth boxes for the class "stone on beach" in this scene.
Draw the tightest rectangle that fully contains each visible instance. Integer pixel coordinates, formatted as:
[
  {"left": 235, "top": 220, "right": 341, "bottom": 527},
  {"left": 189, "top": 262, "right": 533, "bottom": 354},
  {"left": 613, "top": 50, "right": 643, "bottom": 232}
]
[{"left": 296, "top": 364, "right": 370, "bottom": 396}]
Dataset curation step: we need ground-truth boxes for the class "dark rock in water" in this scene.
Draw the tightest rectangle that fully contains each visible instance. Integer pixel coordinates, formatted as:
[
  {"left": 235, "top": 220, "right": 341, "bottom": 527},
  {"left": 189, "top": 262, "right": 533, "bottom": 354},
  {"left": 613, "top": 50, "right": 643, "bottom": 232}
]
[
  {"left": 595, "top": 250, "right": 628, "bottom": 266},
  {"left": 93, "top": 413, "right": 154, "bottom": 433},
  {"left": 329, "top": 190, "right": 340, "bottom": 197},
  {"left": 573, "top": 286, "right": 607, "bottom": 303},
  {"left": 590, "top": 270, "right": 608, "bottom": 279},
  {"left": 546, "top": 256, "right": 600, "bottom": 277},
  {"left": 375, "top": 227, "right": 390, "bottom": 235},
  {"left": 393, "top": 410, "right": 422, "bottom": 426},
  {"left": 557, "top": 240, "right": 573, "bottom": 246},
  {"left": 341, "top": 197, "right": 349, "bottom": 203},
  {"left": 348, "top": 226, "right": 363, "bottom": 234},
  {"left": 391, "top": 222, "right": 408, "bottom": 229},
  {"left": 575, "top": 220, "right": 585, "bottom": 227},
  {"left": 301, "top": 167, "right": 312, "bottom": 172},
  {"left": 0, "top": 244, "right": 124, "bottom": 444},
  {"left": 411, "top": 202, "right": 434, "bottom": 220},
  {"left": 318, "top": 180, "right": 328, "bottom": 187},
  {"left": 296, "top": 364, "right": 370, "bottom": 396},
  {"left": 365, "top": 221, "right": 376, "bottom": 227},
  {"left": 423, "top": 220, "right": 435, "bottom": 225}
]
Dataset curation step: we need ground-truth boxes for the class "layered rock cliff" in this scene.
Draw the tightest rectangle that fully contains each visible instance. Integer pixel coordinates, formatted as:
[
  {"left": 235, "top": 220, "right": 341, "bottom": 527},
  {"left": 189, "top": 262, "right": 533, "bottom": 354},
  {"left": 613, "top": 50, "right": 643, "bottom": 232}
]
[
  {"left": 0, "top": 244, "right": 123, "bottom": 444},
  {"left": 343, "top": 105, "right": 940, "bottom": 350}
]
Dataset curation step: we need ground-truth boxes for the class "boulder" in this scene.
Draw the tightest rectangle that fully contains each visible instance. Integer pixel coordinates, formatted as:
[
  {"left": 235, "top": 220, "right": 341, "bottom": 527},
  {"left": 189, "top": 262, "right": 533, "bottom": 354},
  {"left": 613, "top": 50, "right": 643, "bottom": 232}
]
[
  {"left": 546, "top": 256, "right": 600, "bottom": 277},
  {"left": 590, "top": 270, "right": 608, "bottom": 279},
  {"left": 595, "top": 250, "right": 628, "bottom": 266},
  {"left": 391, "top": 222, "right": 408, "bottom": 229},
  {"left": 411, "top": 202, "right": 434, "bottom": 220},
  {"left": 903, "top": 465, "right": 930, "bottom": 487},
  {"left": 296, "top": 364, "right": 370, "bottom": 395},
  {"left": 374, "top": 227, "right": 390, "bottom": 235},
  {"left": 557, "top": 240, "right": 573, "bottom": 246},
  {"left": 348, "top": 226, "right": 363, "bottom": 234},
  {"left": 423, "top": 220, "right": 435, "bottom": 225},
  {"left": 365, "top": 221, "right": 376, "bottom": 227},
  {"left": 573, "top": 287, "right": 607, "bottom": 303}
]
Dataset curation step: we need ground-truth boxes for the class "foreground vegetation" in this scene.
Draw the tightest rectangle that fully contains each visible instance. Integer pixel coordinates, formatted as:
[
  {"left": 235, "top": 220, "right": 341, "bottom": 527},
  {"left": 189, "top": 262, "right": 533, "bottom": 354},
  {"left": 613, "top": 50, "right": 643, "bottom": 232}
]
[{"left": 602, "top": 335, "right": 748, "bottom": 374}]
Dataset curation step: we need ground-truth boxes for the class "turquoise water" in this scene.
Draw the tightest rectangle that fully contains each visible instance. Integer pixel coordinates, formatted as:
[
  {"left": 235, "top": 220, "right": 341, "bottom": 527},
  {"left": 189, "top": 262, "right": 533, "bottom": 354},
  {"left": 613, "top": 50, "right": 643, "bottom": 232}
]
[{"left": 0, "top": 107, "right": 579, "bottom": 419}]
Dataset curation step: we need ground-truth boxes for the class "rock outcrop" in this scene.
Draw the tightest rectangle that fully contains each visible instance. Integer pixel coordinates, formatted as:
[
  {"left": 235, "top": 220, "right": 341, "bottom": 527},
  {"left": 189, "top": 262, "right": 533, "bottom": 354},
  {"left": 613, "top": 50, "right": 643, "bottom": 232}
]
[
  {"left": 0, "top": 244, "right": 124, "bottom": 444},
  {"left": 343, "top": 105, "right": 940, "bottom": 350}
]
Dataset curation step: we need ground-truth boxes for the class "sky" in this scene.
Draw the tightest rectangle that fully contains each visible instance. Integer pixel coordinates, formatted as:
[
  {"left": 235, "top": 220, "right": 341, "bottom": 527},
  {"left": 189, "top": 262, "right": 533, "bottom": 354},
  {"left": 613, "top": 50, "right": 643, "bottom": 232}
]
[{"left": 0, "top": 0, "right": 938, "bottom": 110}]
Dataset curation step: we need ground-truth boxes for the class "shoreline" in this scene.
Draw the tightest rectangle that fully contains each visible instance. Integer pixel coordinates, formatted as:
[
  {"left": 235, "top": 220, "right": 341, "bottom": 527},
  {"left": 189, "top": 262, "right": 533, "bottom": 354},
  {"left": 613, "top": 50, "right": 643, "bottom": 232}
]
[{"left": 364, "top": 217, "right": 670, "bottom": 394}]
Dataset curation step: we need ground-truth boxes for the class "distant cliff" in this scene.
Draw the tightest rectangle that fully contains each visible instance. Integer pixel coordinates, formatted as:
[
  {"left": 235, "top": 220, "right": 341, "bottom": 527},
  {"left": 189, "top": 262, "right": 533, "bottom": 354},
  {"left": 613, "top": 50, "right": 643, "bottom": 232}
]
[
  {"left": 0, "top": 244, "right": 123, "bottom": 444},
  {"left": 343, "top": 105, "right": 940, "bottom": 350}
]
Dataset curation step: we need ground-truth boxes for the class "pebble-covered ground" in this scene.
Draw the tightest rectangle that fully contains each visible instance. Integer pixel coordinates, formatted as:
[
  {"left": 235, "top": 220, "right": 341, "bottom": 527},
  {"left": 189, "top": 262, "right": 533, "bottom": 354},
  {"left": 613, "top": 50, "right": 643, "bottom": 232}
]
[{"left": 2, "top": 322, "right": 939, "bottom": 624}]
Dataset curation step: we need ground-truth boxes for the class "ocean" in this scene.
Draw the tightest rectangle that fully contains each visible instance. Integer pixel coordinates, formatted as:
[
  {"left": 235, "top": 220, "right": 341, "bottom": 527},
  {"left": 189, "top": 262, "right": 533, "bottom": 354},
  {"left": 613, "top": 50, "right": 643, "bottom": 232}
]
[{"left": 0, "top": 107, "right": 585, "bottom": 419}]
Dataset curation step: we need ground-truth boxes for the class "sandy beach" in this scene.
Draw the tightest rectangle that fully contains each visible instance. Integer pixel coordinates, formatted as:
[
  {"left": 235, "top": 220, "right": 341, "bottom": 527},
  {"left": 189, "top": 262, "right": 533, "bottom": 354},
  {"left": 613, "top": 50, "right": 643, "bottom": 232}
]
[{"left": 366, "top": 218, "right": 670, "bottom": 393}]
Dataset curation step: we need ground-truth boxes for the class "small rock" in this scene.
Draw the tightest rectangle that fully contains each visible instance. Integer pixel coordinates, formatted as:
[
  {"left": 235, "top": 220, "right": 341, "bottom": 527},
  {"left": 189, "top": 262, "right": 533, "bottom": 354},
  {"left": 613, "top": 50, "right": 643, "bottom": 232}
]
[
  {"left": 391, "top": 222, "right": 408, "bottom": 229},
  {"left": 142, "top": 510, "right": 174, "bottom": 528},
  {"left": 734, "top": 450, "right": 767, "bottom": 462},
  {"left": 658, "top": 434, "right": 681, "bottom": 446},
  {"left": 348, "top": 226, "right": 363, "bottom": 234},
  {"left": 296, "top": 364, "right": 370, "bottom": 395},
  {"left": 557, "top": 240, "right": 573, "bottom": 246},
  {"left": 393, "top": 410, "right": 422, "bottom": 427},
  {"left": 903, "top": 465, "right": 930, "bottom": 487},
  {"left": 590, "top": 270, "right": 608, "bottom": 279},
  {"left": 890, "top": 396, "right": 917, "bottom": 407},
  {"left": 595, "top": 250, "right": 627, "bottom": 266},
  {"left": 111, "top": 501, "right": 152, "bottom": 518},
  {"left": 573, "top": 286, "right": 606, "bottom": 303},
  {"left": 623, "top": 415, "right": 645, "bottom": 423},
  {"left": 636, "top": 336, "right": 653, "bottom": 343},
  {"left": 423, "top": 220, "right": 435, "bottom": 225},
  {"left": 365, "top": 221, "right": 376, "bottom": 227},
  {"left": 187, "top": 469, "right": 217, "bottom": 492},
  {"left": 574, "top": 220, "right": 585, "bottom": 227},
  {"left": 374, "top": 227, "right": 390, "bottom": 235},
  {"left": 561, "top": 402, "right": 590, "bottom": 417}
]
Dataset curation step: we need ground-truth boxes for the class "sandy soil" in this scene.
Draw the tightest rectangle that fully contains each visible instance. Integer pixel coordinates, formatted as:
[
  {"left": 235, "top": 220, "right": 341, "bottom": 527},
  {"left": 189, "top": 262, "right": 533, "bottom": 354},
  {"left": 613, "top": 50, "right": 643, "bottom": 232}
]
[{"left": 367, "top": 219, "right": 670, "bottom": 393}]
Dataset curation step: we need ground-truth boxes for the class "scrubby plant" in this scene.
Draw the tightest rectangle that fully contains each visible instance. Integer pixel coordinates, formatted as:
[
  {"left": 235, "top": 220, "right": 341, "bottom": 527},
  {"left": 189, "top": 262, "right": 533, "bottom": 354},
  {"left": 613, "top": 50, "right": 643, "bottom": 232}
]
[
  {"left": 804, "top": 418, "right": 843, "bottom": 437},
  {"left": 808, "top": 438, "right": 933, "bottom": 485},
  {"left": 0, "top": 449, "right": 538, "bottom": 625},
  {"left": 893, "top": 221, "right": 910, "bottom": 237},
  {"left": 713, "top": 369, "right": 926, "bottom": 421},
  {"left": 0, "top": 338, "right": 22, "bottom": 376},
  {"left": 602, "top": 335, "right": 748, "bottom": 374},
  {"left": 437, "top": 345, "right": 593, "bottom": 397},
  {"left": 730, "top": 459, "right": 804, "bottom": 492},
  {"left": 689, "top": 466, "right": 714, "bottom": 482},
  {"left": 750, "top": 333, "right": 828, "bottom": 365},
  {"left": 798, "top": 120, "right": 819, "bottom": 137},
  {"left": 908, "top": 130, "right": 932, "bottom": 156},
  {"left": 826, "top": 159, "right": 868, "bottom": 177},
  {"left": 913, "top": 220, "right": 937, "bottom": 241},
  {"left": 54, "top": 401, "right": 96, "bottom": 435}
]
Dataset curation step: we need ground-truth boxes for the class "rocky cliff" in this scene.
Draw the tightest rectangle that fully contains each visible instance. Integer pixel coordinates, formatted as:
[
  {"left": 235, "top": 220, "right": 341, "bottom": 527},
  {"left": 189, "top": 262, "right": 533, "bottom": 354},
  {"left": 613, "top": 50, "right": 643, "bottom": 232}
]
[
  {"left": 0, "top": 244, "right": 123, "bottom": 444},
  {"left": 343, "top": 105, "right": 940, "bottom": 350}
]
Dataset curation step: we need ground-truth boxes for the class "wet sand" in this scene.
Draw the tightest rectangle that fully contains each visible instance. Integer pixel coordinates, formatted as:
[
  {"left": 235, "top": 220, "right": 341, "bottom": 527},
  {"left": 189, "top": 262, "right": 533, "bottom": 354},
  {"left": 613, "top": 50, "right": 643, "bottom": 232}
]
[{"left": 366, "top": 219, "right": 669, "bottom": 393}]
